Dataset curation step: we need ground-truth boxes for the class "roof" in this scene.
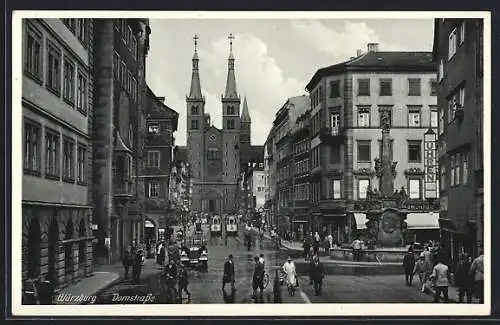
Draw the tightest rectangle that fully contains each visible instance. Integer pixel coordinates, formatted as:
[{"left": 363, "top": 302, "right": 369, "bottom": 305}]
[
  {"left": 146, "top": 86, "right": 180, "bottom": 131},
  {"left": 241, "top": 96, "right": 251, "bottom": 122},
  {"left": 306, "top": 51, "right": 436, "bottom": 91}
]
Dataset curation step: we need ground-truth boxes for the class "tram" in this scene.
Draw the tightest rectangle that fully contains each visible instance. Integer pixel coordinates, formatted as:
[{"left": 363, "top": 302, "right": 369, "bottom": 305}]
[
  {"left": 210, "top": 215, "right": 222, "bottom": 237},
  {"left": 226, "top": 215, "right": 238, "bottom": 236}
]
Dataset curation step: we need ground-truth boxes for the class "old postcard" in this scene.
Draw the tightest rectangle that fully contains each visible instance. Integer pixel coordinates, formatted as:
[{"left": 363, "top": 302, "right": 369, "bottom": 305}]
[{"left": 11, "top": 10, "right": 491, "bottom": 316}]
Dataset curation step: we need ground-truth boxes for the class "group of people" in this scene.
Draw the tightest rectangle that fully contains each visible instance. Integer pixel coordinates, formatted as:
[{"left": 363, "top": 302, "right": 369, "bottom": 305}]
[
  {"left": 162, "top": 258, "right": 191, "bottom": 303},
  {"left": 122, "top": 246, "right": 145, "bottom": 284},
  {"left": 403, "top": 244, "right": 484, "bottom": 303},
  {"left": 303, "top": 232, "right": 326, "bottom": 260}
]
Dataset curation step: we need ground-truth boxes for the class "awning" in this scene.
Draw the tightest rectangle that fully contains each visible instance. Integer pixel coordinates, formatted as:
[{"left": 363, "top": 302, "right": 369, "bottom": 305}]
[
  {"left": 353, "top": 213, "right": 367, "bottom": 230},
  {"left": 406, "top": 212, "right": 440, "bottom": 230},
  {"left": 292, "top": 220, "right": 308, "bottom": 223},
  {"left": 145, "top": 220, "right": 155, "bottom": 228}
]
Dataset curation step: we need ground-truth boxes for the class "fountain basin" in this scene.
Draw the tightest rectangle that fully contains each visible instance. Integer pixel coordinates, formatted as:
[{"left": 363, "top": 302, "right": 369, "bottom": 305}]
[{"left": 329, "top": 247, "right": 408, "bottom": 264}]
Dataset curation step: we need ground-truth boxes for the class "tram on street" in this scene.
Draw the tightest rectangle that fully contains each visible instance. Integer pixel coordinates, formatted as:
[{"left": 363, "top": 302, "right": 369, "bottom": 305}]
[
  {"left": 226, "top": 215, "right": 238, "bottom": 236},
  {"left": 210, "top": 215, "right": 222, "bottom": 237}
]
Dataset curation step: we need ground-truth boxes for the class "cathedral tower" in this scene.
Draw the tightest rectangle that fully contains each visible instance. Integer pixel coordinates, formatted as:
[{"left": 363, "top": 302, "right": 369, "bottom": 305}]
[
  {"left": 186, "top": 35, "right": 205, "bottom": 188},
  {"left": 221, "top": 34, "right": 241, "bottom": 186},
  {"left": 240, "top": 96, "right": 251, "bottom": 167}
]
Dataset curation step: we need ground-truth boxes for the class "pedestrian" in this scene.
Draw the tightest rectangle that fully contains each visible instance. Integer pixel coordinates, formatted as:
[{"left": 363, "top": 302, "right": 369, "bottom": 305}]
[
  {"left": 413, "top": 253, "right": 430, "bottom": 292},
  {"left": 123, "top": 247, "right": 131, "bottom": 280},
  {"left": 327, "top": 234, "right": 334, "bottom": 249},
  {"left": 252, "top": 256, "right": 265, "bottom": 300},
  {"left": 352, "top": 238, "right": 362, "bottom": 262},
  {"left": 455, "top": 253, "right": 473, "bottom": 303},
  {"left": 259, "top": 253, "right": 265, "bottom": 266},
  {"left": 303, "top": 239, "right": 311, "bottom": 260},
  {"left": 309, "top": 255, "right": 324, "bottom": 296},
  {"left": 422, "top": 245, "right": 432, "bottom": 266},
  {"left": 132, "top": 250, "right": 143, "bottom": 285},
  {"left": 430, "top": 255, "right": 451, "bottom": 303},
  {"left": 470, "top": 250, "right": 484, "bottom": 303},
  {"left": 313, "top": 239, "right": 320, "bottom": 256},
  {"left": 177, "top": 263, "right": 191, "bottom": 302},
  {"left": 222, "top": 254, "right": 236, "bottom": 291},
  {"left": 403, "top": 247, "right": 416, "bottom": 286}
]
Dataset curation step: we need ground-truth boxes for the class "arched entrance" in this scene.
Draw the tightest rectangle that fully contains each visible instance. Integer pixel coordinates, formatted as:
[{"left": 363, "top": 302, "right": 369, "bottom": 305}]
[
  {"left": 79, "top": 219, "right": 86, "bottom": 276},
  {"left": 65, "top": 218, "right": 74, "bottom": 280},
  {"left": 48, "top": 219, "right": 59, "bottom": 284},
  {"left": 27, "top": 218, "right": 41, "bottom": 278},
  {"left": 144, "top": 219, "right": 156, "bottom": 246}
]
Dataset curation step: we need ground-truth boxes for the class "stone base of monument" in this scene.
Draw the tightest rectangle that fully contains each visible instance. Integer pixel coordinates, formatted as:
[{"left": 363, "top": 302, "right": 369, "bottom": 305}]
[{"left": 329, "top": 247, "right": 407, "bottom": 264}]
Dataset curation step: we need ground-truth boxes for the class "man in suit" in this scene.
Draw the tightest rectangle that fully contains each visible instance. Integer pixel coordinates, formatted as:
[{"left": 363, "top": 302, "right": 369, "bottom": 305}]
[{"left": 222, "top": 254, "right": 235, "bottom": 291}]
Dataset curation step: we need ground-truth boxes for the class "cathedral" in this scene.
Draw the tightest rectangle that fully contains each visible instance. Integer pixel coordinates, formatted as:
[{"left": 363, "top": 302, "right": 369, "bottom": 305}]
[{"left": 185, "top": 35, "right": 260, "bottom": 215}]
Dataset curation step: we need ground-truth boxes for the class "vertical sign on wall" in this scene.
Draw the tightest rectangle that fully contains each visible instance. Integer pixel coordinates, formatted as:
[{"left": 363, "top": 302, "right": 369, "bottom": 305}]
[{"left": 424, "top": 128, "right": 438, "bottom": 199}]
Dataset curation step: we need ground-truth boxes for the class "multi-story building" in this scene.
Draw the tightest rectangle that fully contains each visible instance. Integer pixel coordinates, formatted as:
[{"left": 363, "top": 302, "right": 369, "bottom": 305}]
[
  {"left": 185, "top": 35, "right": 260, "bottom": 215},
  {"left": 22, "top": 18, "right": 95, "bottom": 288},
  {"left": 92, "top": 19, "right": 150, "bottom": 263},
  {"left": 290, "top": 110, "right": 312, "bottom": 238},
  {"left": 270, "top": 96, "right": 310, "bottom": 238},
  {"left": 263, "top": 137, "right": 275, "bottom": 226},
  {"left": 303, "top": 43, "right": 440, "bottom": 243},
  {"left": 433, "top": 19, "right": 484, "bottom": 263},
  {"left": 142, "top": 89, "right": 179, "bottom": 244}
]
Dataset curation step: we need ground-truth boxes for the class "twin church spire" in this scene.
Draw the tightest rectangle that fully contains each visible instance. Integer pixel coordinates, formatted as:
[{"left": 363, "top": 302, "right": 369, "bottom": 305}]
[{"left": 187, "top": 33, "right": 251, "bottom": 123}]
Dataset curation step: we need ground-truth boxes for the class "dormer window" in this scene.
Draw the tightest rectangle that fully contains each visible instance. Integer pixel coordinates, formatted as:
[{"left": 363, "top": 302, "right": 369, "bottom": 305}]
[{"left": 148, "top": 122, "right": 160, "bottom": 135}]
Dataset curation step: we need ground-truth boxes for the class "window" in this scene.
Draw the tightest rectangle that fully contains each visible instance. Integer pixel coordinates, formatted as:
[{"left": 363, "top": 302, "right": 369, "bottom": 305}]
[
  {"left": 358, "top": 79, "right": 370, "bottom": 96},
  {"left": 408, "top": 141, "right": 422, "bottom": 163},
  {"left": 455, "top": 153, "right": 461, "bottom": 185},
  {"left": 47, "top": 44, "right": 61, "bottom": 94},
  {"left": 25, "top": 24, "right": 43, "bottom": 80},
  {"left": 148, "top": 182, "right": 160, "bottom": 198},
  {"left": 329, "top": 80, "right": 340, "bottom": 98},
  {"left": 76, "top": 73, "right": 87, "bottom": 113},
  {"left": 439, "top": 59, "right": 444, "bottom": 82},
  {"left": 379, "top": 79, "right": 392, "bottom": 96},
  {"left": 358, "top": 179, "right": 370, "bottom": 199},
  {"left": 113, "top": 52, "right": 119, "bottom": 79},
  {"left": 45, "top": 130, "right": 59, "bottom": 178},
  {"left": 431, "top": 107, "right": 438, "bottom": 128},
  {"left": 62, "top": 19, "right": 76, "bottom": 31},
  {"left": 132, "top": 78, "right": 137, "bottom": 101},
  {"left": 358, "top": 106, "right": 370, "bottom": 127},
  {"left": 24, "top": 121, "right": 41, "bottom": 174},
  {"left": 447, "top": 86, "right": 465, "bottom": 123},
  {"left": 227, "top": 119, "right": 235, "bottom": 129},
  {"left": 439, "top": 107, "right": 444, "bottom": 134},
  {"left": 448, "top": 28, "right": 457, "bottom": 60},
  {"left": 128, "top": 71, "right": 133, "bottom": 94},
  {"left": 131, "top": 36, "right": 138, "bottom": 59},
  {"left": 330, "top": 112, "right": 340, "bottom": 131},
  {"left": 408, "top": 106, "right": 421, "bottom": 127},
  {"left": 120, "top": 61, "right": 126, "bottom": 84},
  {"left": 75, "top": 19, "right": 86, "bottom": 43},
  {"left": 191, "top": 105, "right": 199, "bottom": 115},
  {"left": 331, "top": 146, "right": 341, "bottom": 164},
  {"left": 430, "top": 79, "right": 438, "bottom": 96},
  {"left": 63, "top": 59, "right": 75, "bottom": 103},
  {"left": 462, "top": 152, "right": 468, "bottom": 184},
  {"left": 63, "top": 138, "right": 75, "bottom": 182},
  {"left": 459, "top": 21, "right": 465, "bottom": 45},
  {"left": 409, "top": 179, "right": 421, "bottom": 199},
  {"left": 357, "top": 141, "right": 371, "bottom": 162},
  {"left": 77, "top": 145, "right": 86, "bottom": 184},
  {"left": 440, "top": 163, "right": 446, "bottom": 190},
  {"left": 450, "top": 156, "right": 455, "bottom": 186},
  {"left": 207, "top": 149, "right": 219, "bottom": 160},
  {"left": 331, "top": 179, "right": 341, "bottom": 199},
  {"left": 227, "top": 106, "right": 235, "bottom": 115},
  {"left": 408, "top": 78, "right": 421, "bottom": 96},
  {"left": 147, "top": 151, "right": 160, "bottom": 168},
  {"left": 191, "top": 119, "right": 199, "bottom": 130},
  {"left": 148, "top": 122, "right": 160, "bottom": 134}
]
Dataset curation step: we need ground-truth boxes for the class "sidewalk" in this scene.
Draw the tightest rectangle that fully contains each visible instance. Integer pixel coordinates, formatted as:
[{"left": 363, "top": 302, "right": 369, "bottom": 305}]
[{"left": 54, "top": 258, "right": 162, "bottom": 304}]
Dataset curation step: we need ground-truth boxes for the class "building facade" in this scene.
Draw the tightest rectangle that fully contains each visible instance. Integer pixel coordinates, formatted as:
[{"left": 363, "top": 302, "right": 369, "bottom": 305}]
[
  {"left": 22, "top": 18, "right": 95, "bottom": 288},
  {"left": 92, "top": 19, "right": 150, "bottom": 263},
  {"left": 304, "top": 43, "right": 440, "bottom": 243},
  {"left": 142, "top": 89, "right": 179, "bottom": 244},
  {"left": 185, "top": 36, "right": 258, "bottom": 215},
  {"left": 433, "top": 19, "right": 484, "bottom": 264}
]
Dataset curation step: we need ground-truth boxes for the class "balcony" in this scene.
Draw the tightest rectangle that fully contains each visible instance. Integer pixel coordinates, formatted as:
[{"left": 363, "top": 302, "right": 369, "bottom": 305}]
[
  {"left": 320, "top": 199, "right": 346, "bottom": 210},
  {"left": 114, "top": 180, "right": 134, "bottom": 201},
  {"left": 319, "top": 127, "right": 345, "bottom": 144}
]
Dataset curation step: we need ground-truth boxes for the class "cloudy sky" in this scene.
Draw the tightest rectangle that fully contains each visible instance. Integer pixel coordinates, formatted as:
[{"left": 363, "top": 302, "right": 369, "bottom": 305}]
[{"left": 145, "top": 19, "right": 434, "bottom": 146}]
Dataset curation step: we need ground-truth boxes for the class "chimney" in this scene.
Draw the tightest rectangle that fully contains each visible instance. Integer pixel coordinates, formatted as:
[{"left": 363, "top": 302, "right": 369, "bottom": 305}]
[
  {"left": 356, "top": 49, "right": 363, "bottom": 56},
  {"left": 367, "top": 43, "right": 379, "bottom": 52},
  {"left": 157, "top": 96, "right": 165, "bottom": 103}
]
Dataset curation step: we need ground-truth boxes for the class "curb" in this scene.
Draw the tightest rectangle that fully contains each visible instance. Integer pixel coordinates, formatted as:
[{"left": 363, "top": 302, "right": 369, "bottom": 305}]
[{"left": 86, "top": 274, "right": 123, "bottom": 302}]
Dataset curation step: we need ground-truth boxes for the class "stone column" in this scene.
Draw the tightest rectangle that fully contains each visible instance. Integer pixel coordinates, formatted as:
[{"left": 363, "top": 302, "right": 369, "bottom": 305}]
[
  {"left": 56, "top": 243, "right": 66, "bottom": 288},
  {"left": 39, "top": 232, "right": 49, "bottom": 279},
  {"left": 379, "top": 106, "right": 394, "bottom": 196},
  {"left": 72, "top": 243, "right": 80, "bottom": 282}
]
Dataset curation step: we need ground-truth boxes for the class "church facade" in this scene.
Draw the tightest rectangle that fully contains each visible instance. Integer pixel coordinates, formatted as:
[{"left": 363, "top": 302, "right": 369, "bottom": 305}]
[{"left": 186, "top": 35, "right": 253, "bottom": 215}]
